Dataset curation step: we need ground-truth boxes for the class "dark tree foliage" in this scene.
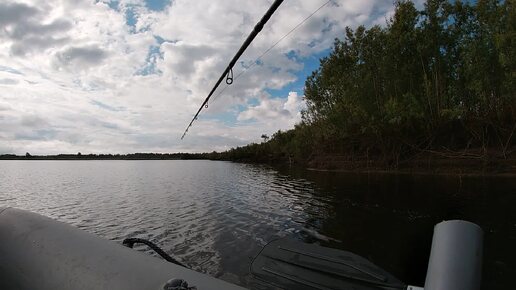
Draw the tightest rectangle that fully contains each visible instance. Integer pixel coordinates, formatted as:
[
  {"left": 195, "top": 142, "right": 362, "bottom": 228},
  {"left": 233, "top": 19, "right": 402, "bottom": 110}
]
[
  {"left": 219, "top": 0, "right": 515, "bottom": 166},
  {"left": 4, "top": 1, "right": 512, "bottom": 167}
]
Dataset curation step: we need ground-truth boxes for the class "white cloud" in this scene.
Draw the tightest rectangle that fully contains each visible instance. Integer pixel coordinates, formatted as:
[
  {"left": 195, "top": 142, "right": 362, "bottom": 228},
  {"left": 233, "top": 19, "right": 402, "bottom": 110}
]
[
  {"left": 238, "top": 92, "right": 305, "bottom": 130},
  {"left": 0, "top": 0, "right": 405, "bottom": 154}
]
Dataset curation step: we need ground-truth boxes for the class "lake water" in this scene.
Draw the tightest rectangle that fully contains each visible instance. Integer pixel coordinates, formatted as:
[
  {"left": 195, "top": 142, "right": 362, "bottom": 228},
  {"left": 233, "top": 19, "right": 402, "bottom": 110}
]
[{"left": 0, "top": 160, "right": 514, "bottom": 289}]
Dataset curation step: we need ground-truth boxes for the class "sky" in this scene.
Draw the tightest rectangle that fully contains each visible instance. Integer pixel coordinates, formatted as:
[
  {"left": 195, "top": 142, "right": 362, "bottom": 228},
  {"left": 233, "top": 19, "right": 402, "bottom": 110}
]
[{"left": 0, "top": 0, "right": 425, "bottom": 155}]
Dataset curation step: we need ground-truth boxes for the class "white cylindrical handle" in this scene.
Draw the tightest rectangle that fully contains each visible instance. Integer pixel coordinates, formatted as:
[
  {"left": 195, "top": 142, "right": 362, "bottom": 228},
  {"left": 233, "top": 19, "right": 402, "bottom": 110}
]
[{"left": 424, "top": 220, "right": 483, "bottom": 290}]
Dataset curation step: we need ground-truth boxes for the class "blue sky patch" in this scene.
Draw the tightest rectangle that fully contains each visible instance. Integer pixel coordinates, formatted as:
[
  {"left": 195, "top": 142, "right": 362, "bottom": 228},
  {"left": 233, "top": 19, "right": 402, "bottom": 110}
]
[
  {"left": 102, "top": 0, "right": 120, "bottom": 11},
  {"left": 135, "top": 35, "right": 176, "bottom": 76},
  {"left": 125, "top": 7, "right": 138, "bottom": 31},
  {"left": 145, "top": 0, "right": 171, "bottom": 11},
  {"left": 265, "top": 48, "right": 330, "bottom": 99},
  {"left": 200, "top": 47, "right": 332, "bottom": 126},
  {"left": 136, "top": 45, "right": 162, "bottom": 76}
]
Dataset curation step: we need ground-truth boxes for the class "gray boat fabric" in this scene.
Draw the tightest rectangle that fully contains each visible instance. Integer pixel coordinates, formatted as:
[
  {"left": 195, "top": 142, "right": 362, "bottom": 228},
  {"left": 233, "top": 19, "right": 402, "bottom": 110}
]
[
  {"left": 251, "top": 238, "right": 406, "bottom": 290},
  {"left": 0, "top": 208, "right": 245, "bottom": 290}
]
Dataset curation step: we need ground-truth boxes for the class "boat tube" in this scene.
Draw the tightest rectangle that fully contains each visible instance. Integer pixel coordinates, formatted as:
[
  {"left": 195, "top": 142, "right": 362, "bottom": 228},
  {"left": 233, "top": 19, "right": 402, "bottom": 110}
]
[
  {"left": 0, "top": 207, "right": 245, "bottom": 290},
  {"left": 0, "top": 207, "right": 484, "bottom": 290}
]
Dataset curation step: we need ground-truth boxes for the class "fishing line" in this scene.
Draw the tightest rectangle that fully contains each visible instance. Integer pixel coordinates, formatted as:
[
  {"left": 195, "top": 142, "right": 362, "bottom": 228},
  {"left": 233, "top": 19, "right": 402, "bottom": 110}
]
[
  {"left": 181, "top": 0, "right": 284, "bottom": 140},
  {"left": 211, "top": 0, "right": 332, "bottom": 103},
  {"left": 182, "top": 0, "right": 333, "bottom": 139}
]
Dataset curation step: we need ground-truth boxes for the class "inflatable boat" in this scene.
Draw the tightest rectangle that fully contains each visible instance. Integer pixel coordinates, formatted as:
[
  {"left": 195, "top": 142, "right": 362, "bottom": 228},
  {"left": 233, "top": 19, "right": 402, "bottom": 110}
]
[{"left": 0, "top": 207, "right": 483, "bottom": 290}]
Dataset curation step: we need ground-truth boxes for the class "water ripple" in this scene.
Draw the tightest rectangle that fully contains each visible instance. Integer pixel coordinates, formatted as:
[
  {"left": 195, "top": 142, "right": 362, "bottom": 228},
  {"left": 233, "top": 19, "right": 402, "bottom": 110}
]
[{"left": 1, "top": 160, "right": 514, "bottom": 290}]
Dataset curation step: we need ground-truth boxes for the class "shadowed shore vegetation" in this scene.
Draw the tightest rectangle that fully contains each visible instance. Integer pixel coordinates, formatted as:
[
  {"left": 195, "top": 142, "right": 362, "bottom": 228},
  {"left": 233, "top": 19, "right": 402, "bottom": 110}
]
[
  {"left": 2, "top": 0, "right": 514, "bottom": 174},
  {"left": 212, "top": 0, "right": 516, "bottom": 173}
]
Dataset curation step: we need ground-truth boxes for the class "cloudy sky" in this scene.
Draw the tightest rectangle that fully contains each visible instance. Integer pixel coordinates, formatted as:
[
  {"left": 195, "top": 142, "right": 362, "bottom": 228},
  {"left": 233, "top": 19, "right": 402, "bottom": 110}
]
[{"left": 0, "top": 0, "right": 424, "bottom": 154}]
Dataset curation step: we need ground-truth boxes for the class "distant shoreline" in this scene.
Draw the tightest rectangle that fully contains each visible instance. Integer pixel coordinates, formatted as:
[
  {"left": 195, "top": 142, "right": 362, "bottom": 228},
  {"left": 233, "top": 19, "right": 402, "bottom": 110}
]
[
  {"left": 0, "top": 153, "right": 207, "bottom": 161},
  {"left": 2, "top": 148, "right": 515, "bottom": 176}
]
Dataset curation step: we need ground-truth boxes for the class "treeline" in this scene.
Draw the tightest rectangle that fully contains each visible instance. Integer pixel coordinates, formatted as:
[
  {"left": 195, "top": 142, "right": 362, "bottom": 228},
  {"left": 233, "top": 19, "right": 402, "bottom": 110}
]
[
  {"left": 0, "top": 153, "right": 212, "bottom": 160},
  {"left": 217, "top": 0, "right": 515, "bottom": 168}
]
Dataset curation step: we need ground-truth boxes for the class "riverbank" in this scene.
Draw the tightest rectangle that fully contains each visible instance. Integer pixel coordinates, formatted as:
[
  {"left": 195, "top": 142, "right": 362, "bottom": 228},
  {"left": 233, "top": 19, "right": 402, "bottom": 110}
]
[
  {"left": 225, "top": 0, "right": 514, "bottom": 177},
  {"left": 2, "top": 146, "right": 514, "bottom": 176},
  {"left": 305, "top": 148, "right": 516, "bottom": 175},
  {"left": 214, "top": 146, "right": 516, "bottom": 176},
  {"left": 306, "top": 154, "right": 516, "bottom": 177}
]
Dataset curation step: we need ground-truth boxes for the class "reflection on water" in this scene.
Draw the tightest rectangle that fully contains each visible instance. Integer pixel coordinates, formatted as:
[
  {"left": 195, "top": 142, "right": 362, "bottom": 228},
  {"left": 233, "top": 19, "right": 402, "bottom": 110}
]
[{"left": 0, "top": 160, "right": 514, "bottom": 289}]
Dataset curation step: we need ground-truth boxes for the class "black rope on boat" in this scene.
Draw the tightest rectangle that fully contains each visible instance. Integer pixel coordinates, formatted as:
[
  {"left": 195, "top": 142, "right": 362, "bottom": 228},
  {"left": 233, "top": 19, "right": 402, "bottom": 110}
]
[{"left": 122, "top": 238, "right": 186, "bottom": 267}]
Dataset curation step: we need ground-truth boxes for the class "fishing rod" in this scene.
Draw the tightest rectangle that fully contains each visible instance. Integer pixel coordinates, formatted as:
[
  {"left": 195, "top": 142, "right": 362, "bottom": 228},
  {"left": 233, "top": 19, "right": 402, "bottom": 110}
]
[{"left": 181, "top": 0, "right": 284, "bottom": 140}]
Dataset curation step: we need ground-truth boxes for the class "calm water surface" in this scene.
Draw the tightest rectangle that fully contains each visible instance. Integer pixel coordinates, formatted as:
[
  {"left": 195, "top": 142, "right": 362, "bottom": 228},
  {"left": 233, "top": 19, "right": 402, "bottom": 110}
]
[{"left": 0, "top": 160, "right": 514, "bottom": 289}]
